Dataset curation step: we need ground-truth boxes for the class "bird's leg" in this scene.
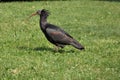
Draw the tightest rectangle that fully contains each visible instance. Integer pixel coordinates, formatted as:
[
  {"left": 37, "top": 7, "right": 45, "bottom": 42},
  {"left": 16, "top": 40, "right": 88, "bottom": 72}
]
[{"left": 54, "top": 46, "right": 59, "bottom": 52}]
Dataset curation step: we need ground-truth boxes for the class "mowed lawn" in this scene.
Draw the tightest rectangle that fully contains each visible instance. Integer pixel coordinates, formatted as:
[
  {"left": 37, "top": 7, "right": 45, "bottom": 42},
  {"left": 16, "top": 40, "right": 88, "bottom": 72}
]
[{"left": 0, "top": 0, "right": 120, "bottom": 80}]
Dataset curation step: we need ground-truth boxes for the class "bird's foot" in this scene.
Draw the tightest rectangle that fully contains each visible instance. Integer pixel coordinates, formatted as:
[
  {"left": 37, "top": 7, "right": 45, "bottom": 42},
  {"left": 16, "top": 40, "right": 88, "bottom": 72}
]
[{"left": 54, "top": 46, "right": 60, "bottom": 52}]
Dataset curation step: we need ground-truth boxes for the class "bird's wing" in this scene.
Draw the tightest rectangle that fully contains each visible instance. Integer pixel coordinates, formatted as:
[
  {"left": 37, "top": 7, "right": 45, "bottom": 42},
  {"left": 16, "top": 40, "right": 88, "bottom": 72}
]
[{"left": 46, "top": 26, "right": 73, "bottom": 44}]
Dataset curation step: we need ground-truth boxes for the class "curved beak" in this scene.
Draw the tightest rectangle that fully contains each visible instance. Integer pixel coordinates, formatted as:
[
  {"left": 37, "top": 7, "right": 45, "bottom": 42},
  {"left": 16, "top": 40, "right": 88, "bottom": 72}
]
[
  {"left": 29, "top": 12, "right": 38, "bottom": 18},
  {"left": 26, "top": 12, "right": 38, "bottom": 21}
]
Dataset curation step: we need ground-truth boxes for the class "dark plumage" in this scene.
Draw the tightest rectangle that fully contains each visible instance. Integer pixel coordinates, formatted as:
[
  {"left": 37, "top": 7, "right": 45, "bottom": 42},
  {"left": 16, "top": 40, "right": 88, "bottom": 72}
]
[{"left": 31, "top": 9, "right": 84, "bottom": 50}]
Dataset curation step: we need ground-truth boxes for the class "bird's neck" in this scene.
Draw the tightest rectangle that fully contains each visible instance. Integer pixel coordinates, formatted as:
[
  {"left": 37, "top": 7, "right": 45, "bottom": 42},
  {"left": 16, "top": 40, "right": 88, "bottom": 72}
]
[{"left": 40, "top": 16, "right": 47, "bottom": 30}]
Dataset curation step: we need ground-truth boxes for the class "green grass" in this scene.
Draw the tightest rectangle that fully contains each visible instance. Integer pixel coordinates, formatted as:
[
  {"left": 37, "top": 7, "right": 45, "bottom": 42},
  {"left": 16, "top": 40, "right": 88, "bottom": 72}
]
[{"left": 0, "top": 0, "right": 120, "bottom": 80}]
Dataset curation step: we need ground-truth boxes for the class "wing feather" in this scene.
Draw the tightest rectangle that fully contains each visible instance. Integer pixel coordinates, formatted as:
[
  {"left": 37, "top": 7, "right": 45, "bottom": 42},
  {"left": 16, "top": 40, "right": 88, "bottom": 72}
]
[{"left": 45, "top": 24, "right": 73, "bottom": 44}]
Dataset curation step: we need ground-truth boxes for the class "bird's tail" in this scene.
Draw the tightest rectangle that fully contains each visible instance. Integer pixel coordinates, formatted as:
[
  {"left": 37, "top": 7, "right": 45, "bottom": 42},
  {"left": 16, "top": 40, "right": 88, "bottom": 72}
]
[{"left": 70, "top": 39, "right": 85, "bottom": 50}]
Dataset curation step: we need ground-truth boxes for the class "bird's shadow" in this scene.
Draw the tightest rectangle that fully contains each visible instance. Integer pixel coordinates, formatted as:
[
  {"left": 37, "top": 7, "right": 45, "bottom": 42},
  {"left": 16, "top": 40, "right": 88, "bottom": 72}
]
[{"left": 17, "top": 46, "right": 75, "bottom": 53}]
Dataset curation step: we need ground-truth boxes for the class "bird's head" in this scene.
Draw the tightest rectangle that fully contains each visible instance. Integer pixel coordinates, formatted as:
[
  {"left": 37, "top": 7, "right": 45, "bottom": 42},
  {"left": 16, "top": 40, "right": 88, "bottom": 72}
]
[{"left": 29, "top": 9, "right": 49, "bottom": 18}]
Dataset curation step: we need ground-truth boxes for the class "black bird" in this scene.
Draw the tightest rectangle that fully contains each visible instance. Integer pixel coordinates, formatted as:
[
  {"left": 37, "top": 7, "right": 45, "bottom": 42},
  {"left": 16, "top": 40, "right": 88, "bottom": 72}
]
[{"left": 30, "top": 9, "right": 84, "bottom": 51}]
